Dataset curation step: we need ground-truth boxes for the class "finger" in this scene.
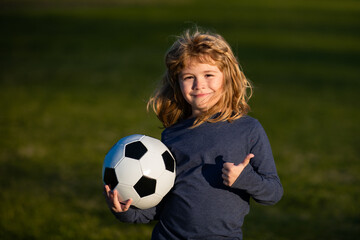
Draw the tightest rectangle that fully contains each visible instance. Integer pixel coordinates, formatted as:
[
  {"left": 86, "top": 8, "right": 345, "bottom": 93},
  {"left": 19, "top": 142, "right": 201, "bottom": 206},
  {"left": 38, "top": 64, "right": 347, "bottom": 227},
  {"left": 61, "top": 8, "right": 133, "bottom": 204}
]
[
  {"left": 121, "top": 198, "right": 133, "bottom": 211},
  {"left": 112, "top": 190, "right": 119, "bottom": 203},
  {"left": 222, "top": 173, "right": 228, "bottom": 180},
  {"left": 120, "top": 198, "right": 132, "bottom": 206},
  {"left": 104, "top": 185, "right": 111, "bottom": 195},
  {"left": 111, "top": 190, "right": 123, "bottom": 211},
  {"left": 104, "top": 185, "right": 112, "bottom": 200},
  {"left": 242, "top": 153, "right": 254, "bottom": 166}
]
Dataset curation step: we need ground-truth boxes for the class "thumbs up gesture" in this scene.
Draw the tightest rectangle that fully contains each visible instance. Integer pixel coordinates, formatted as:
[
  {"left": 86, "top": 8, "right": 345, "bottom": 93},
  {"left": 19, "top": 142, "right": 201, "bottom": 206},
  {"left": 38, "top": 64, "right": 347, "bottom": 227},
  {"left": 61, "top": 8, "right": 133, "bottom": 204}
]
[{"left": 222, "top": 154, "right": 254, "bottom": 187}]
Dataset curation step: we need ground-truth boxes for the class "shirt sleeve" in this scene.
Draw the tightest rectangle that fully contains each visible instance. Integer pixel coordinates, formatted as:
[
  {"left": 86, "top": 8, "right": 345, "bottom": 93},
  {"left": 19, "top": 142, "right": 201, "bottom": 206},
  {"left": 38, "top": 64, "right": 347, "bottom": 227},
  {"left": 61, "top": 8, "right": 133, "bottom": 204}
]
[
  {"left": 110, "top": 205, "right": 160, "bottom": 224},
  {"left": 231, "top": 120, "right": 283, "bottom": 205}
]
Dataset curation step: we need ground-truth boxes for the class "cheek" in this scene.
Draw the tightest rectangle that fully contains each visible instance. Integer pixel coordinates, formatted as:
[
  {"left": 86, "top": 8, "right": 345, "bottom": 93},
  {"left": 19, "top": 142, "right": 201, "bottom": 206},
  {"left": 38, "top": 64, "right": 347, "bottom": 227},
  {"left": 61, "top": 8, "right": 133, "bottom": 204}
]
[
  {"left": 179, "top": 81, "right": 191, "bottom": 95},
  {"left": 217, "top": 81, "right": 223, "bottom": 91},
  {"left": 178, "top": 81, "right": 185, "bottom": 95},
  {"left": 213, "top": 77, "right": 224, "bottom": 92},
  {"left": 178, "top": 82, "right": 190, "bottom": 103}
]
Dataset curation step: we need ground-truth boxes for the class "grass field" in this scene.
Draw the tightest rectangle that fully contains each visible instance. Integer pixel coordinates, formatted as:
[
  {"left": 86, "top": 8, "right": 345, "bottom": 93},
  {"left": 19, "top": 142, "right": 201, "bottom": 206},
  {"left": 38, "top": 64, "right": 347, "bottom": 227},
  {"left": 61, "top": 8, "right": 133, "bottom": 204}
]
[{"left": 1, "top": 0, "right": 359, "bottom": 239}]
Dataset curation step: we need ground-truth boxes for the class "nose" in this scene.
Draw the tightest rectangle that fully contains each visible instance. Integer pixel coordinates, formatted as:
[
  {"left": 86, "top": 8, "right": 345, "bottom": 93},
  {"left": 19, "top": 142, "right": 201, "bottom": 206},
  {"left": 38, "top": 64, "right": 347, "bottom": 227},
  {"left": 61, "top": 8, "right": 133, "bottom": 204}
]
[{"left": 192, "top": 77, "right": 205, "bottom": 90}]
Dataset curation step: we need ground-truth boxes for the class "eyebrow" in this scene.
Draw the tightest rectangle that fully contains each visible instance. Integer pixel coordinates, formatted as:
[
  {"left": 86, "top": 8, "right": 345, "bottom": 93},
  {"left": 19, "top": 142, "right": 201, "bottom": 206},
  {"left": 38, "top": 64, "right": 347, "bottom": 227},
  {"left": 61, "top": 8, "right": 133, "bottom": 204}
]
[{"left": 181, "top": 70, "right": 218, "bottom": 75}]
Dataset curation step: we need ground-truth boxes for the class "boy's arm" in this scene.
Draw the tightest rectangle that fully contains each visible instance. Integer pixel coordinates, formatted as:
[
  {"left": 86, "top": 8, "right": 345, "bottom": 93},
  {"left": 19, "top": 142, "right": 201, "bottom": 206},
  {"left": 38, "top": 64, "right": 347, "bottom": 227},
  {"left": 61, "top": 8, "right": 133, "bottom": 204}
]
[
  {"left": 111, "top": 206, "right": 158, "bottom": 224},
  {"left": 230, "top": 121, "right": 283, "bottom": 205}
]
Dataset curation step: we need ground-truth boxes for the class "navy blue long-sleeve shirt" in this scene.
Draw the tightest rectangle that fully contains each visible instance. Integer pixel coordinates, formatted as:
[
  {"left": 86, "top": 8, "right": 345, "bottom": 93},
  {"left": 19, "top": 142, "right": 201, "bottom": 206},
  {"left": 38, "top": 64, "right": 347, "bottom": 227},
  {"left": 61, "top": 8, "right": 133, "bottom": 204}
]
[{"left": 112, "top": 116, "right": 283, "bottom": 240}]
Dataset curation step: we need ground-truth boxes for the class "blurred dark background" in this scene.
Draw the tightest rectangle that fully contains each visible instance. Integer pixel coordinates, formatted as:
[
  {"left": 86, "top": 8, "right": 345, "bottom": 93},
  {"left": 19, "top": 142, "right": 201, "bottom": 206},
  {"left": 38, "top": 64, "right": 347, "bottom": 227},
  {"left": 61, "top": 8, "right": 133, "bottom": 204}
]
[{"left": 1, "top": 0, "right": 359, "bottom": 239}]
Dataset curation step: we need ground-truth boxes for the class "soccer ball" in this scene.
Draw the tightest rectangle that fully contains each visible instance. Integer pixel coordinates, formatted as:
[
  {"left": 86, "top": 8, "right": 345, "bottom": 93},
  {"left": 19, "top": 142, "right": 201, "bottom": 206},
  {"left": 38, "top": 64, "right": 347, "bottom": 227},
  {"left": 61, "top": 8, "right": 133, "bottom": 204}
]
[{"left": 102, "top": 134, "right": 176, "bottom": 209}]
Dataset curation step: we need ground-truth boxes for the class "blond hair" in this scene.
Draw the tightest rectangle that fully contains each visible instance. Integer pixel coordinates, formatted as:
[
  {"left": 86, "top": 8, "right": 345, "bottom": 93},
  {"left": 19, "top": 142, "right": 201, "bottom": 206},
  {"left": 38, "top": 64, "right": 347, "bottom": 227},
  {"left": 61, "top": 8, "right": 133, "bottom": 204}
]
[{"left": 148, "top": 29, "right": 252, "bottom": 128}]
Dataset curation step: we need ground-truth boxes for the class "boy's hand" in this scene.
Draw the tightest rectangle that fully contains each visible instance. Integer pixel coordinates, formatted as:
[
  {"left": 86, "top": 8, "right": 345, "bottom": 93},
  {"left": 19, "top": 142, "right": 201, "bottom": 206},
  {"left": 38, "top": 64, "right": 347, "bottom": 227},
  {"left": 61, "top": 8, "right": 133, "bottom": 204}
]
[
  {"left": 103, "top": 185, "right": 132, "bottom": 213},
  {"left": 222, "top": 154, "right": 254, "bottom": 187}
]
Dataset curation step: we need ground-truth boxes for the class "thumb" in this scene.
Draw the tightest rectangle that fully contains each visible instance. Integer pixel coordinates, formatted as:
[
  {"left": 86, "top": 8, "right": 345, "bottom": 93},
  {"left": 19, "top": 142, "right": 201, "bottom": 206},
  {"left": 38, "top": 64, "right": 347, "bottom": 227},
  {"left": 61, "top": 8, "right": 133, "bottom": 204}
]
[{"left": 242, "top": 153, "right": 254, "bottom": 166}]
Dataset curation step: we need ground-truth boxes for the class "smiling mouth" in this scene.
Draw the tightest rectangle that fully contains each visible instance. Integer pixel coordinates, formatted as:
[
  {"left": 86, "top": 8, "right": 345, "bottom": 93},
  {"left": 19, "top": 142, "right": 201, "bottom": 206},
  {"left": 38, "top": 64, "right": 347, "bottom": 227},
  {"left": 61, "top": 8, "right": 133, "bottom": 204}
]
[{"left": 193, "top": 93, "right": 211, "bottom": 98}]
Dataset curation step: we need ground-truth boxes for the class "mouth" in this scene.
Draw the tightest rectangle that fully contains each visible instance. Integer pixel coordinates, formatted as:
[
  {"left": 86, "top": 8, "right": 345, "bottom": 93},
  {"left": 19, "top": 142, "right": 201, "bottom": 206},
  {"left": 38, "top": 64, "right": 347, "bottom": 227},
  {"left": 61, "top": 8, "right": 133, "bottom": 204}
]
[{"left": 192, "top": 92, "right": 211, "bottom": 98}]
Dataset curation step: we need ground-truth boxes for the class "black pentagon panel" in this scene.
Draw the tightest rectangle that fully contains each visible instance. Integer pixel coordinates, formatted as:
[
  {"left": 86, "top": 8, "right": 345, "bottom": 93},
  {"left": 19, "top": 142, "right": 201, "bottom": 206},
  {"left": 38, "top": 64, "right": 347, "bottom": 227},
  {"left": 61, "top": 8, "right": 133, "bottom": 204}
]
[
  {"left": 134, "top": 176, "right": 156, "bottom": 198},
  {"left": 125, "top": 141, "right": 148, "bottom": 160},
  {"left": 104, "top": 167, "right": 118, "bottom": 190},
  {"left": 162, "top": 151, "right": 175, "bottom": 172}
]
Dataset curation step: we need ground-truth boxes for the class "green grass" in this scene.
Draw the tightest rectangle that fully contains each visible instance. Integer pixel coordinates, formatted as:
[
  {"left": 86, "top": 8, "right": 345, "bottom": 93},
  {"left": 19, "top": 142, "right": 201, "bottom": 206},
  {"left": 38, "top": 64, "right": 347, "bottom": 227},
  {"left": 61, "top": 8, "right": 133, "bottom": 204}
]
[{"left": 1, "top": 0, "right": 359, "bottom": 239}]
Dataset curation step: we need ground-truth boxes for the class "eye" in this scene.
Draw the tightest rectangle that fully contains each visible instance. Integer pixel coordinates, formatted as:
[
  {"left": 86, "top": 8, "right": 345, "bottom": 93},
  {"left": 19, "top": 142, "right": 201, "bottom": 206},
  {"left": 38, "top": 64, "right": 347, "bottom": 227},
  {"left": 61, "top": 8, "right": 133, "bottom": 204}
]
[
  {"left": 182, "top": 76, "right": 194, "bottom": 81},
  {"left": 205, "top": 74, "right": 214, "bottom": 78}
]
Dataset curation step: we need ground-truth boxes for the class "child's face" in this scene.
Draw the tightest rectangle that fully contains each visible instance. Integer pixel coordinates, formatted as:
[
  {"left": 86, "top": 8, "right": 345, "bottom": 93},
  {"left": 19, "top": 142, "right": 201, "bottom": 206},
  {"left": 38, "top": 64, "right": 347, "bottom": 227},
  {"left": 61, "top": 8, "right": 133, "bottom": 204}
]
[{"left": 178, "top": 59, "right": 224, "bottom": 117}]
